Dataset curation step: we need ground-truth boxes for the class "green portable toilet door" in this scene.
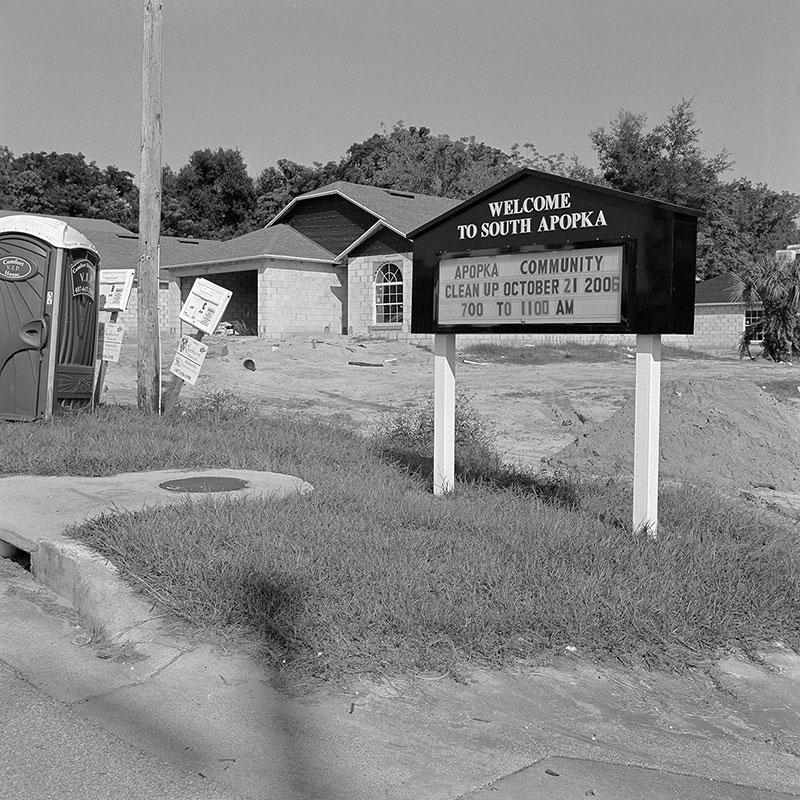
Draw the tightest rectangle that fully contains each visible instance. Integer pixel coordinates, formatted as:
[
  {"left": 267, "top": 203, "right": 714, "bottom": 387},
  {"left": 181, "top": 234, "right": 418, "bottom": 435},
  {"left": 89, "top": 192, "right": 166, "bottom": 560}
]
[
  {"left": 55, "top": 249, "right": 99, "bottom": 403},
  {"left": 0, "top": 233, "right": 57, "bottom": 420}
]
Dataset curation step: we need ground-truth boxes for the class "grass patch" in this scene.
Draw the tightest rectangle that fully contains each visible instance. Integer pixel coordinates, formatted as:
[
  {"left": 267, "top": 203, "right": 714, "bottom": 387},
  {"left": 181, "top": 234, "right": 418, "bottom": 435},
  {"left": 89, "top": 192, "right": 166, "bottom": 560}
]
[{"left": 3, "top": 392, "right": 799, "bottom": 683}]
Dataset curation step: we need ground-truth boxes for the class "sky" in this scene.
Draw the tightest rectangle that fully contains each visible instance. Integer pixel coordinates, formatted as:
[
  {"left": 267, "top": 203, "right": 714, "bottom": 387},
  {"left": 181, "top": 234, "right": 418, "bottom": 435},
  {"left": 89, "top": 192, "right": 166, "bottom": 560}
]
[{"left": 1, "top": 0, "right": 798, "bottom": 195}]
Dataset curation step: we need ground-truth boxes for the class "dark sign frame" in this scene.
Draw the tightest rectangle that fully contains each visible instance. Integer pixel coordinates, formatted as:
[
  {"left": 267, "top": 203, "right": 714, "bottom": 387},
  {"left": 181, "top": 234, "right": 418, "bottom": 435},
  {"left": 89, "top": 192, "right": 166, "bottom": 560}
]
[{"left": 410, "top": 169, "right": 701, "bottom": 336}]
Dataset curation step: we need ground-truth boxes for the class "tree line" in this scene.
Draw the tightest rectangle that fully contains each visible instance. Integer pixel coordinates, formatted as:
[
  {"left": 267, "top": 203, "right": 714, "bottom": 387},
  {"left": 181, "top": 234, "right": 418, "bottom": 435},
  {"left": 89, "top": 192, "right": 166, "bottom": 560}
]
[{"left": 1, "top": 100, "right": 797, "bottom": 280}]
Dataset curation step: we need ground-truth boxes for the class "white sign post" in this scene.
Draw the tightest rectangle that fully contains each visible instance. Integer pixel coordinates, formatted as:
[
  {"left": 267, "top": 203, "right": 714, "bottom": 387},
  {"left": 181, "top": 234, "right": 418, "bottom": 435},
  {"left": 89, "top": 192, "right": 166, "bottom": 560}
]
[
  {"left": 632, "top": 334, "right": 662, "bottom": 535},
  {"left": 433, "top": 333, "right": 456, "bottom": 495}
]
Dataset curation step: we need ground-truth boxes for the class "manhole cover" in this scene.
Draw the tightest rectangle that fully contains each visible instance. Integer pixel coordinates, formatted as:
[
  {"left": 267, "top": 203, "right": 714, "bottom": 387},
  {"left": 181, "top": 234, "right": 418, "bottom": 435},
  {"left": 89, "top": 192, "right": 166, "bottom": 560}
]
[{"left": 159, "top": 476, "right": 249, "bottom": 493}]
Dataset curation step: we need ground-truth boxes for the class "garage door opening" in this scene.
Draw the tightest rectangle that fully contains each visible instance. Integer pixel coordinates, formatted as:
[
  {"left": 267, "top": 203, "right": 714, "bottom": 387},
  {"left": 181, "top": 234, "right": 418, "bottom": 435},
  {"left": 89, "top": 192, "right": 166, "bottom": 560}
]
[{"left": 180, "top": 271, "right": 257, "bottom": 335}]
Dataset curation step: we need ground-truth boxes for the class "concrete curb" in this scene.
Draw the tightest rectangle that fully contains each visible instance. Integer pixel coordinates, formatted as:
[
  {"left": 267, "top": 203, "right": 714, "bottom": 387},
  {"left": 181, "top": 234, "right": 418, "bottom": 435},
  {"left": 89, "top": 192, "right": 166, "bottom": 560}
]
[
  {"left": 30, "top": 538, "right": 164, "bottom": 643},
  {"left": 1, "top": 468, "right": 314, "bottom": 642}
]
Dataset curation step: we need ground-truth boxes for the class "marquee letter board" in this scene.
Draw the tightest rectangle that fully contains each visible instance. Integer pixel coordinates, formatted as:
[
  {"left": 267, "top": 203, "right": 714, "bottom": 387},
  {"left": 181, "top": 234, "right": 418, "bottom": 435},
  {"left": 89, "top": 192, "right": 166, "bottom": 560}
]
[{"left": 409, "top": 168, "right": 701, "bottom": 335}]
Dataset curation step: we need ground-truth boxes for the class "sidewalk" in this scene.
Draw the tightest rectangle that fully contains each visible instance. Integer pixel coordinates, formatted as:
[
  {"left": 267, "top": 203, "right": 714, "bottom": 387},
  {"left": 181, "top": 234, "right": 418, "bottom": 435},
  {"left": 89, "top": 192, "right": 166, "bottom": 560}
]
[{"left": 1, "top": 471, "right": 800, "bottom": 799}]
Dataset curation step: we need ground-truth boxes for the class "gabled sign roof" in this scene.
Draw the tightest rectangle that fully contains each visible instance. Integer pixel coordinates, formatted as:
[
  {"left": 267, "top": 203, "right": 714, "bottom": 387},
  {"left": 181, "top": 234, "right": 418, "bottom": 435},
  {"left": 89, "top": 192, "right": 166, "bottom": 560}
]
[{"left": 409, "top": 168, "right": 702, "bottom": 239}]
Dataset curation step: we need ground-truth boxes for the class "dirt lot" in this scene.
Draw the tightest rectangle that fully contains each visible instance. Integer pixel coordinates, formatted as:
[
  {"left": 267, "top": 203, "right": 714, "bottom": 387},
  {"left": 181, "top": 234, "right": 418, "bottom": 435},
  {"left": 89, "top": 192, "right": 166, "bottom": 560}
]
[{"left": 103, "top": 333, "right": 800, "bottom": 501}]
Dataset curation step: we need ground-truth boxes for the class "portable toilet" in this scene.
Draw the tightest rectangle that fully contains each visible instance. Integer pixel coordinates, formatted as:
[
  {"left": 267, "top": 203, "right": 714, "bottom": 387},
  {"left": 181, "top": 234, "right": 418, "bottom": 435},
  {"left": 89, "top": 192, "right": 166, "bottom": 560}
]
[{"left": 0, "top": 215, "right": 100, "bottom": 420}]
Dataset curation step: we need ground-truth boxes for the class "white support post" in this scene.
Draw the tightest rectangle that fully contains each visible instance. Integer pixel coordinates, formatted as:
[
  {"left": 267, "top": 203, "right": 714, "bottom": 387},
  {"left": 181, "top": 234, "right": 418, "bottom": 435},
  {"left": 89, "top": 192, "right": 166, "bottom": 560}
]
[
  {"left": 632, "top": 334, "right": 662, "bottom": 535},
  {"left": 433, "top": 333, "right": 456, "bottom": 495}
]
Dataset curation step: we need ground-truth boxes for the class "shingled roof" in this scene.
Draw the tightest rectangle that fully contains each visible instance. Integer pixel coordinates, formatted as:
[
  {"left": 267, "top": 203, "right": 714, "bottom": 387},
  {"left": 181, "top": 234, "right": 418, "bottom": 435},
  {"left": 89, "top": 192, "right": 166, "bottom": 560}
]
[
  {"left": 694, "top": 273, "right": 743, "bottom": 304},
  {"left": 158, "top": 224, "right": 337, "bottom": 268},
  {"left": 269, "top": 181, "right": 461, "bottom": 236},
  {"left": 0, "top": 210, "right": 336, "bottom": 273},
  {"left": 0, "top": 210, "right": 147, "bottom": 272}
]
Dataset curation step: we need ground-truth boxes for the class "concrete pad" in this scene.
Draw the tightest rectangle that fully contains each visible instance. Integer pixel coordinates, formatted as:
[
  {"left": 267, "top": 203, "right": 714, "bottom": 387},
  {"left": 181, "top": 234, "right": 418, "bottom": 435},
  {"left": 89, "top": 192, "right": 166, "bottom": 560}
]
[
  {"left": 71, "top": 652, "right": 800, "bottom": 800},
  {"left": 0, "top": 559, "right": 183, "bottom": 705},
  {"left": 713, "top": 651, "right": 800, "bottom": 759},
  {"left": 0, "top": 468, "right": 311, "bottom": 641},
  {"left": 466, "top": 756, "right": 799, "bottom": 799},
  {"left": 0, "top": 468, "right": 313, "bottom": 552}
]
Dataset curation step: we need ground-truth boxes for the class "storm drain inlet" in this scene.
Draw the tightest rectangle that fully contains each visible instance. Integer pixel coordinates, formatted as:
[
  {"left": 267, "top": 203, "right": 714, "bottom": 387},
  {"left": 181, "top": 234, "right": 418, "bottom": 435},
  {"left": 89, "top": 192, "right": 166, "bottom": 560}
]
[
  {"left": 158, "top": 476, "right": 250, "bottom": 493},
  {"left": 0, "top": 539, "right": 31, "bottom": 571}
]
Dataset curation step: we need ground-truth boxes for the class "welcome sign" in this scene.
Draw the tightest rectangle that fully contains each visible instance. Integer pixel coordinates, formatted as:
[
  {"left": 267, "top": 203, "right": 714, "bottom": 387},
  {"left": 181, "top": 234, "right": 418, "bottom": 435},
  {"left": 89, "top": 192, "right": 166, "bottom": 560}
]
[
  {"left": 455, "top": 190, "right": 608, "bottom": 241},
  {"left": 411, "top": 168, "right": 699, "bottom": 335},
  {"left": 409, "top": 169, "right": 702, "bottom": 535}
]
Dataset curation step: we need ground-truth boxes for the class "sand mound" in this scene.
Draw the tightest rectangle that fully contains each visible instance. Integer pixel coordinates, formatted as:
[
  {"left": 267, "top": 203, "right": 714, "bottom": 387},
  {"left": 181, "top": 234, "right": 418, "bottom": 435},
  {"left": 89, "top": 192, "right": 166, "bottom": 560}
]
[{"left": 549, "top": 379, "right": 800, "bottom": 493}]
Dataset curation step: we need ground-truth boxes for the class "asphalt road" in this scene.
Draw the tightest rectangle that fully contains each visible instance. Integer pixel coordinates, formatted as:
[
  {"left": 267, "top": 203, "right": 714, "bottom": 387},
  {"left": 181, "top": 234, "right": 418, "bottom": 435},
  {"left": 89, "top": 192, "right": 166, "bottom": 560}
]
[
  {"left": 0, "top": 556, "right": 247, "bottom": 800},
  {"left": 0, "top": 661, "right": 248, "bottom": 800}
]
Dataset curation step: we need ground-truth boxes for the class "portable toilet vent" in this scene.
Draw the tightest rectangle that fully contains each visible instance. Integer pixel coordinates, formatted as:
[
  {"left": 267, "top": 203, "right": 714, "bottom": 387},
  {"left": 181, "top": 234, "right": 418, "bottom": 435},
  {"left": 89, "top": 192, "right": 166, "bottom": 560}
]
[{"left": 0, "top": 215, "right": 100, "bottom": 420}]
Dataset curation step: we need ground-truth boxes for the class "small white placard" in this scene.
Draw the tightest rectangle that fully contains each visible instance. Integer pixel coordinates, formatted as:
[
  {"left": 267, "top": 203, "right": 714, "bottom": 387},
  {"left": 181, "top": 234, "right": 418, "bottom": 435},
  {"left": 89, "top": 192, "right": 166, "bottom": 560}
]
[
  {"left": 100, "top": 322, "right": 126, "bottom": 363},
  {"left": 169, "top": 336, "right": 209, "bottom": 386},
  {"left": 99, "top": 269, "right": 135, "bottom": 311},
  {"left": 179, "top": 278, "right": 232, "bottom": 334}
]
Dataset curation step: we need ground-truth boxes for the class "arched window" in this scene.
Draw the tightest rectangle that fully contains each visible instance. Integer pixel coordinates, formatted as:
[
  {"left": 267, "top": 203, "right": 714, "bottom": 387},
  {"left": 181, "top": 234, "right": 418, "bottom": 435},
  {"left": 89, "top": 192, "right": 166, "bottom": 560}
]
[{"left": 374, "top": 262, "right": 403, "bottom": 324}]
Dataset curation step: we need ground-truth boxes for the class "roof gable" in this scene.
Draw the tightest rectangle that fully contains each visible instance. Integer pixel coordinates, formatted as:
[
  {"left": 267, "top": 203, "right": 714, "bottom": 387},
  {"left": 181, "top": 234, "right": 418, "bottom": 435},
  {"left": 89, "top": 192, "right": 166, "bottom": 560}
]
[
  {"left": 272, "top": 193, "right": 380, "bottom": 255},
  {"left": 271, "top": 181, "right": 460, "bottom": 237}
]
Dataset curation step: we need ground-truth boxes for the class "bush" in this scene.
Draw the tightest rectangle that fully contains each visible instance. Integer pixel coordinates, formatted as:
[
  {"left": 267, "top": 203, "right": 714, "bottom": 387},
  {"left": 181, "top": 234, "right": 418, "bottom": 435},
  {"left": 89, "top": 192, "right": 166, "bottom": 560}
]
[
  {"left": 177, "top": 389, "right": 259, "bottom": 424},
  {"left": 374, "top": 393, "right": 504, "bottom": 479}
]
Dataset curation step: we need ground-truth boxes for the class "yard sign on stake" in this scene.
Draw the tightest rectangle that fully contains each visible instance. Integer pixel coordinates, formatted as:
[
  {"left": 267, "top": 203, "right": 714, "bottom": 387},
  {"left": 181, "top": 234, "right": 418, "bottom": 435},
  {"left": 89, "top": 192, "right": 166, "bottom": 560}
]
[
  {"left": 178, "top": 277, "right": 232, "bottom": 335},
  {"left": 163, "top": 277, "right": 232, "bottom": 411},
  {"left": 169, "top": 335, "right": 209, "bottom": 386},
  {"left": 409, "top": 168, "right": 701, "bottom": 535},
  {"left": 94, "top": 268, "right": 136, "bottom": 404}
]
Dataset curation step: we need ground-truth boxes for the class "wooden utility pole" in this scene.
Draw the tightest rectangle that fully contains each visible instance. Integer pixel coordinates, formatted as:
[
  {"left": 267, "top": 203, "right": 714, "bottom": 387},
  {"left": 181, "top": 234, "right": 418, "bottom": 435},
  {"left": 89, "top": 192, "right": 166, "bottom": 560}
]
[{"left": 137, "top": 0, "right": 163, "bottom": 413}]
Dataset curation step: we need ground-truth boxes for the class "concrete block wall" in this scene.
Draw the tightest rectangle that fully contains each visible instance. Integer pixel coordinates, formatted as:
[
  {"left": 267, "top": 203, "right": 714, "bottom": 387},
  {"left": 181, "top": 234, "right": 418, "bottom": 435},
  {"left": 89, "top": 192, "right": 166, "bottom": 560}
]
[
  {"left": 685, "top": 304, "right": 744, "bottom": 350},
  {"left": 369, "top": 304, "right": 745, "bottom": 354},
  {"left": 344, "top": 256, "right": 745, "bottom": 354},
  {"left": 347, "top": 253, "right": 412, "bottom": 336},
  {"left": 256, "top": 260, "right": 346, "bottom": 336},
  {"left": 113, "top": 283, "right": 176, "bottom": 335}
]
